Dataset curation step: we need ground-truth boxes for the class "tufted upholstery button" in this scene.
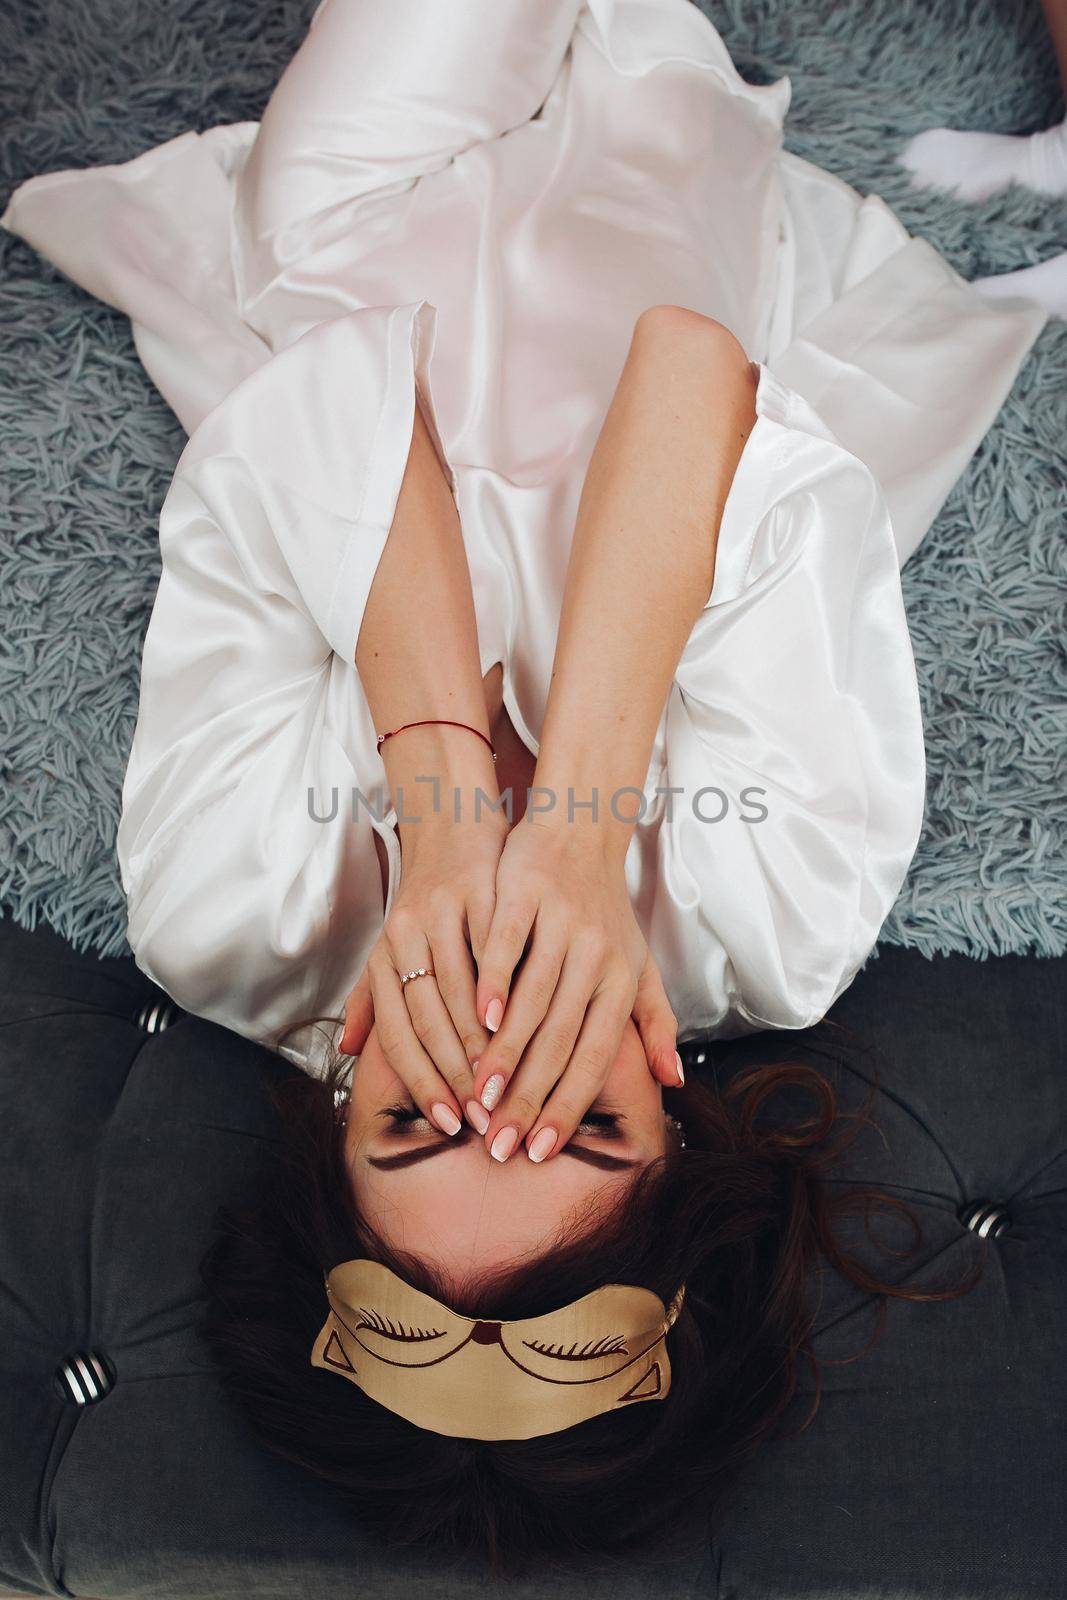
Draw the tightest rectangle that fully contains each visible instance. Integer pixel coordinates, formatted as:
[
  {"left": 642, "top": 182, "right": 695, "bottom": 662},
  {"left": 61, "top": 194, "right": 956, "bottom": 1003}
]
[
  {"left": 958, "top": 1200, "right": 1012, "bottom": 1238},
  {"left": 54, "top": 1351, "right": 116, "bottom": 1406},
  {"left": 135, "top": 997, "right": 183, "bottom": 1033}
]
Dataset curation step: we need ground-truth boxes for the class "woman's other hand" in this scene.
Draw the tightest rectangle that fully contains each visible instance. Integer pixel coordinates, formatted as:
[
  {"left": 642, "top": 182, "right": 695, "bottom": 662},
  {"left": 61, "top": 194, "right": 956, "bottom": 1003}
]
[
  {"left": 471, "top": 815, "right": 681, "bottom": 1162},
  {"left": 340, "top": 806, "right": 508, "bottom": 1136},
  {"left": 467, "top": 308, "right": 755, "bottom": 1161}
]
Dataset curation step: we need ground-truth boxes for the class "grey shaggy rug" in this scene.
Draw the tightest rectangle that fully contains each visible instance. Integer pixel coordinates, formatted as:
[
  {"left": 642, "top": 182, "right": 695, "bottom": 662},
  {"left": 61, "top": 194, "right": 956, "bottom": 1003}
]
[{"left": 0, "top": 0, "right": 1065, "bottom": 962}]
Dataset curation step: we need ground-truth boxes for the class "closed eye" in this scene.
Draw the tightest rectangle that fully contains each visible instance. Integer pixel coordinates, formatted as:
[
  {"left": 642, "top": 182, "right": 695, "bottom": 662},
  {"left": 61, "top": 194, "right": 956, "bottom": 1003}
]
[
  {"left": 369, "top": 1104, "right": 640, "bottom": 1173},
  {"left": 355, "top": 1308, "right": 445, "bottom": 1342},
  {"left": 523, "top": 1335, "right": 629, "bottom": 1359}
]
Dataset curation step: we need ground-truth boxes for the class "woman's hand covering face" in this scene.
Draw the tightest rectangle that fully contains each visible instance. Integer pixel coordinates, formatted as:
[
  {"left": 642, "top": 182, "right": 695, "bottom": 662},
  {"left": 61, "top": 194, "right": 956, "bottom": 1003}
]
[
  {"left": 339, "top": 810, "right": 508, "bottom": 1138},
  {"left": 470, "top": 816, "right": 682, "bottom": 1164},
  {"left": 339, "top": 804, "right": 681, "bottom": 1154}
]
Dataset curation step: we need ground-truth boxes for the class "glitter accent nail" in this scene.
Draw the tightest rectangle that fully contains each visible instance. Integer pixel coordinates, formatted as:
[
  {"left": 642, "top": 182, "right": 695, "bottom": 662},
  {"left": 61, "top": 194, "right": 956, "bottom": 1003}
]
[{"left": 481, "top": 1073, "right": 505, "bottom": 1111}]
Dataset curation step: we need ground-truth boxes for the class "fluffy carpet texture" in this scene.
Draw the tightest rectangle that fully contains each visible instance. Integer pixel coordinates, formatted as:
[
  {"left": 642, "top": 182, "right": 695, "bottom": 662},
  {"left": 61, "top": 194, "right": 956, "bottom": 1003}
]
[{"left": 0, "top": 0, "right": 1065, "bottom": 962}]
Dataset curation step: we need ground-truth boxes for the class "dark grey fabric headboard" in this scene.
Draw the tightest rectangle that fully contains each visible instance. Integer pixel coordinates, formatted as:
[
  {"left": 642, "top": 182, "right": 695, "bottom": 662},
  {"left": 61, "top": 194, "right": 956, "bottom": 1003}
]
[{"left": 1, "top": 917, "right": 1063, "bottom": 1599}]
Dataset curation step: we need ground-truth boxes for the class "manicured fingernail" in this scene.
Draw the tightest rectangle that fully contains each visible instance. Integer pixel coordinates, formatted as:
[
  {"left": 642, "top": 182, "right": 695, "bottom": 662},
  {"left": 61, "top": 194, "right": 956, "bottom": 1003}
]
[
  {"left": 490, "top": 1125, "right": 519, "bottom": 1163},
  {"left": 465, "top": 1099, "right": 490, "bottom": 1135},
  {"left": 481, "top": 1073, "right": 505, "bottom": 1111},
  {"left": 431, "top": 1103, "right": 461, "bottom": 1136},
  {"left": 485, "top": 997, "right": 504, "bottom": 1032},
  {"left": 527, "top": 1127, "right": 557, "bottom": 1164},
  {"left": 674, "top": 1051, "right": 685, "bottom": 1085}
]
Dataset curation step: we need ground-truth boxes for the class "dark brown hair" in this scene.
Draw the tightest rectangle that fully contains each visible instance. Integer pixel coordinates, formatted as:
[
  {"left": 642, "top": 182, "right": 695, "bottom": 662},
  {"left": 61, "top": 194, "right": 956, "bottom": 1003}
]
[{"left": 200, "top": 1024, "right": 983, "bottom": 1579}]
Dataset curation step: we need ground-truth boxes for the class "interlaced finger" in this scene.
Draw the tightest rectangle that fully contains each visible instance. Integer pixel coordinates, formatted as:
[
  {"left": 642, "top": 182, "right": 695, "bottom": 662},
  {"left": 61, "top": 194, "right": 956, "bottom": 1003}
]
[
  {"left": 369, "top": 955, "right": 464, "bottom": 1137},
  {"left": 399, "top": 960, "right": 478, "bottom": 1108},
  {"left": 479, "top": 950, "right": 598, "bottom": 1161},
  {"left": 428, "top": 916, "right": 488, "bottom": 1067},
  {"left": 522, "top": 985, "right": 633, "bottom": 1162},
  {"left": 475, "top": 890, "right": 536, "bottom": 1034},
  {"left": 473, "top": 926, "right": 567, "bottom": 1114}
]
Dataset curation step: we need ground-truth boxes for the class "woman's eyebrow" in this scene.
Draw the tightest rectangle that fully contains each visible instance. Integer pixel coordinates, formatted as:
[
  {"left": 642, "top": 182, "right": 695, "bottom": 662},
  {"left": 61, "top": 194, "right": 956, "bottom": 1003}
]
[{"left": 366, "top": 1139, "right": 640, "bottom": 1173}]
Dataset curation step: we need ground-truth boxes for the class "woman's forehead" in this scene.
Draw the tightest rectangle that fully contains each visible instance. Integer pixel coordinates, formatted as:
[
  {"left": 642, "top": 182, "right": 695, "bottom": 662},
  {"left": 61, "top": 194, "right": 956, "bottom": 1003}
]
[{"left": 354, "top": 1149, "right": 633, "bottom": 1275}]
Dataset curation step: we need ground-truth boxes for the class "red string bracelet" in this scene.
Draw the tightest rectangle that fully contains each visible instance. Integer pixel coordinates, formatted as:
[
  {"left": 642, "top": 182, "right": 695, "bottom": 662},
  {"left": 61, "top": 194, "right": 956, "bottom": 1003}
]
[{"left": 376, "top": 719, "right": 497, "bottom": 761}]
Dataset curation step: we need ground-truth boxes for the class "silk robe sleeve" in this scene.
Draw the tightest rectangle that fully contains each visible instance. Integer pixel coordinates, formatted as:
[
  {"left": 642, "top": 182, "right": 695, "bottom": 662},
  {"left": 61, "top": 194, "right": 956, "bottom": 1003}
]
[
  {"left": 637, "top": 362, "right": 926, "bottom": 1038},
  {"left": 117, "top": 300, "right": 447, "bottom": 1056},
  {"left": 235, "top": 0, "right": 583, "bottom": 294}
]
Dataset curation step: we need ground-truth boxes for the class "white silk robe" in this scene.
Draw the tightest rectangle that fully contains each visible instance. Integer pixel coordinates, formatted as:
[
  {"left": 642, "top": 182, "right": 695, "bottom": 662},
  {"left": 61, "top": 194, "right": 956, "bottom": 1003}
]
[{"left": 2, "top": 0, "right": 1046, "bottom": 1072}]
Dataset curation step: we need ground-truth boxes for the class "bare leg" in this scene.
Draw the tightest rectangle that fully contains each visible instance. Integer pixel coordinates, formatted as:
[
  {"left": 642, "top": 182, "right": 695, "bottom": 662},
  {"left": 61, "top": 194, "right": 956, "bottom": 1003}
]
[{"left": 899, "top": 0, "right": 1067, "bottom": 200}]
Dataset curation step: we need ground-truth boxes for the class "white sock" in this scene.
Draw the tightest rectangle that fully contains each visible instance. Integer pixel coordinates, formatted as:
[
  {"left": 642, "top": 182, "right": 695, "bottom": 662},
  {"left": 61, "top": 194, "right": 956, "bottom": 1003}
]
[
  {"left": 899, "top": 117, "right": 1067, "bottom": 201},
  {"left": 972, "top": 250, "right": 1067, "bottom": 318}
]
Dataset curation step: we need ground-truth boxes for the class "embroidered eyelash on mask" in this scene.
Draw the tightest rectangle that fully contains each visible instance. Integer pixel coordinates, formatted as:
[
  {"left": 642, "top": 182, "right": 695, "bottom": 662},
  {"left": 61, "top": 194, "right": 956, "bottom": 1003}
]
[
  {"left": 523, "top": 1335, "right": 629, "bottom": 1359},
  {"left": 355, "top": 1309, "right": 446, "bottom": 1342}
]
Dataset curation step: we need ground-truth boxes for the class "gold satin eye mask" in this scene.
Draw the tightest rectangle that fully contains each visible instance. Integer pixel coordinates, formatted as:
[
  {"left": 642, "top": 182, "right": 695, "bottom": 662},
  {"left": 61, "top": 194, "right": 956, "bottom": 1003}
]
[{"left": 310, "top": 1258, "right": 685, "bottom": 1440}]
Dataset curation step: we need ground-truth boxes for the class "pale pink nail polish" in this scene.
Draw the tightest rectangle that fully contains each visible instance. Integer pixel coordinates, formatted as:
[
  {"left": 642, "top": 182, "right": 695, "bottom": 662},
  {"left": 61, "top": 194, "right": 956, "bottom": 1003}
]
[
  {"left": 431, "top": 1103, "right": 461, "bottom": 1136},
  {"left": 481, "top": 1073, "right": 505, "bottom": 1111},
  {"left": 485, "top": 997, "right": 504, "bottom": 1032},
  {"left": 674, "top": 1051, "right": 685, "bottom": 1085},
  {"left": 465, "top": 1099, "right": 490, "bottom": 1135},
  {"left": 490, "top": 1125, "right": 518, "bottom": 1163},
  {"left": 527, "top": 1127, "right": 557, "bottom": 1164}
]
